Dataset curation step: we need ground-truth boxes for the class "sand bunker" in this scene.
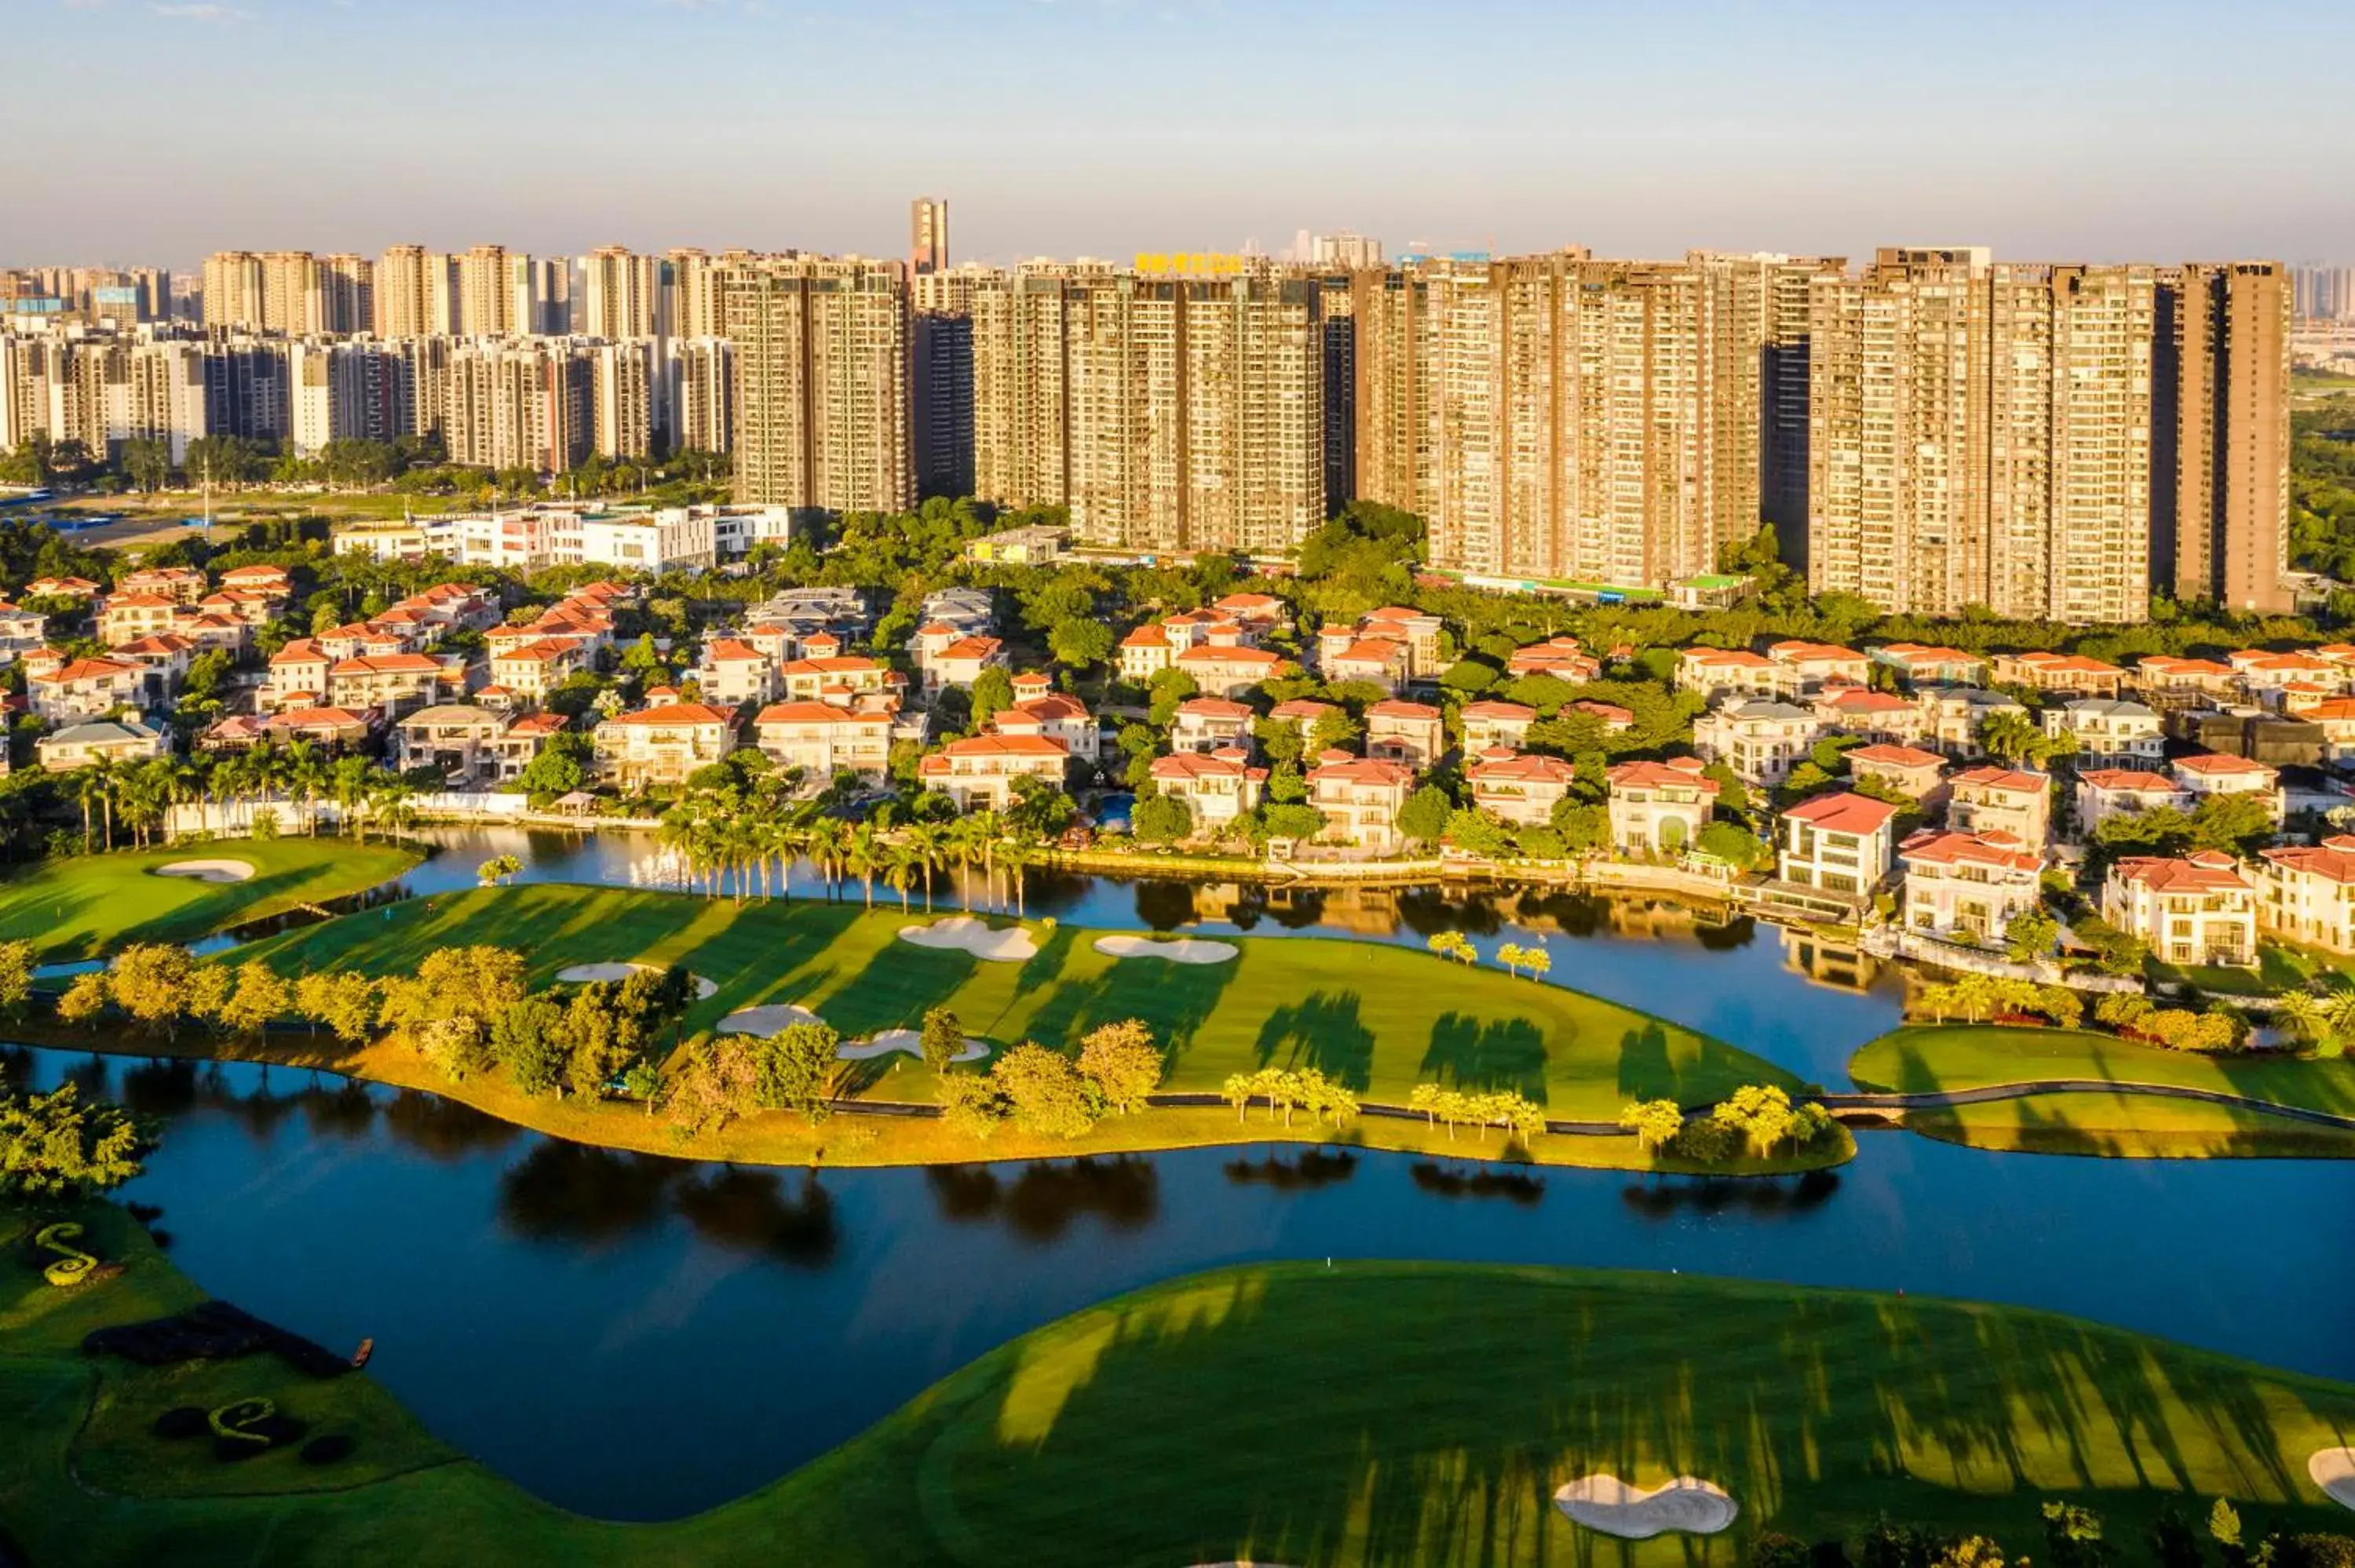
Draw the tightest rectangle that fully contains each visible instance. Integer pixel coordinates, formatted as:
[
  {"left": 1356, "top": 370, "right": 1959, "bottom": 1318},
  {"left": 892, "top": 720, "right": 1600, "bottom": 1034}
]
[
  {"left": 155, "top": 859, "right": 256, "bottom": 884},
  {"left": 2313, "top": 1448, "right": 2355, "bottom": 1511},
  {"left": 555, "top": 962, "right": 719, "bottom": 1000},
  {"left": 1554, "top": 1475, "right": 1737, "bottom": 1539},
  {"left": 898, "top": 917, "right": 1037, "bottom": 962},
  {"left": 840, "top": 1028, "right": 989, "bottom": 1064},
  {"left": 715, "top": 1004, "right": 827, "bottom": 1037},
  {"left": 1093, "top": 933, "right": 1239, "bottom": 965}
]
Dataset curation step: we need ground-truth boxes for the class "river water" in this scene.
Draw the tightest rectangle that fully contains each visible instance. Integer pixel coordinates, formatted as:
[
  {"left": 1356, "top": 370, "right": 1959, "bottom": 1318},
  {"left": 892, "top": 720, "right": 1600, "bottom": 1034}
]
[{"left": 12, "top": 826, "right": 2350, "bottom": 1522}]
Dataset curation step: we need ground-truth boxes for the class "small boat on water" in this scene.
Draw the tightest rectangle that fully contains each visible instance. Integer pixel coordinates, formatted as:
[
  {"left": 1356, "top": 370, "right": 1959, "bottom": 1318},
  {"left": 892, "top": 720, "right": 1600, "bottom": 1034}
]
[{"left": 351, "top": 1338, "right": 374, "bottom": 1369}]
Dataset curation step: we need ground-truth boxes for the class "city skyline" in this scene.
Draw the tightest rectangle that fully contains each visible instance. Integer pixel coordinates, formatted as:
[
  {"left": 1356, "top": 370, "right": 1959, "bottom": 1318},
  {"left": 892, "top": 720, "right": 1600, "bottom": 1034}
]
[{"left": 13, "top": 0, "right": 2354, "bottom": 266}]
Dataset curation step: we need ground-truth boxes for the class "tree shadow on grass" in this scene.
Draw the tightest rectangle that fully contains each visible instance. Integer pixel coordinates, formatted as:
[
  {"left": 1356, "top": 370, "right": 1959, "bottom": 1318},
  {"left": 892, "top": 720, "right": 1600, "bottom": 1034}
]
[
  {"left": 1252, "top": 990, "right": 1375, "bottom": 1092},
  {"left": 1420, "top": 1012, "right": 1547, "bottom": 1099},
  {"left": 911, "top": 1264, "right": 2355, "bottom": 1568}
]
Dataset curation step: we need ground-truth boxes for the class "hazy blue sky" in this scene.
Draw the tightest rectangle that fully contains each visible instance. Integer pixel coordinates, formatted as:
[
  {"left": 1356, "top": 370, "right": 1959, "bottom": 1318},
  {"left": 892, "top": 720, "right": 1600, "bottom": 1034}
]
[{"left": 12, "top": 0, "right": 2350, "bottom": 268}]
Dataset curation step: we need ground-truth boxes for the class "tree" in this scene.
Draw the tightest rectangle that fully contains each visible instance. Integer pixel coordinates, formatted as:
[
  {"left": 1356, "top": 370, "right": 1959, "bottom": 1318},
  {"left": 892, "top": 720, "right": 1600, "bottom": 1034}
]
[
  {"left": 666, "top": 1036, "right": 763, "bottom": 1135},
  {"left": 378, "top": 946, "right": 527, "bottom": 1048},
  {"left": 1220, "top": 1071, "right": 1256, "bottom": 1122},
  {"left": 515, "top": 732, "right": 592, "bottom": 804},
  {"left": 1520, "top": 946, "right": 1553, "bottom": 983},
  {"left": 1076, "top": 1019, "right": 1163, "bottom": 1114},
  {"left": 1131, "top": 792, "right": 1193, "bottom": 845},
  {"left": 57, "top": 971, "right": 111, "bottom": 1025},
  {"left": 1496, "top": 941, "right": 1528, "bottom": 978},
  {"left": 1396, "top": 785, "right": 1454, "bottom": 849},
  {"left": 991, "top": 1042, "right": 1099, "bottom": 1138},
  {"left": 1047, "top": 618, "right": 1114, "bottom": 672},
  {"left": 2040, "top": 1501, "right": 2113, "bottom": 1568},
  {"left": 1444, "top": 807, "right": 1517, "bottom": 859},
  {"left": 476, "top": 853, "right": 524, "bottom": 888},
  {"left": 1426, "top": 931, "right": 1476, "bottom": 965},
  {"left": 1711, "top": 1083, "right": 1802, "bottom": 1158},
  {"left": 295, "top": 972, "right": 379, "bottom": 1044},
  {"left": 919, "top": 1007, "right": 967, "bottom": 1077},
  {"left": 0, "top": 939, "right": 36, "bottom": 1017},
  {"left": 185, "top": 965, "right": 236, "bottom": 1029},
  {"left": 2004, "top": 907, "right": 2059, "bottom": 964},
  {"left": 754, "top": 1021, "right": 848, "bottom": 1125},
  {"left": 938, "top": 1070, "right": 1009, "bottom": 1140},
  {"left": 2191, "top": 792, "right": 2276, "bottom": 859},
  {"left": 1617, "top": 1098, "right": 1685, "bottom": 1154},
  {"left": 491, "top": 996, "right": 571, "bottom": 1097},
  {"left": 0, "top": 1083, "right": 149, "bottom": 1196},
  {"left": 218, "top": 964, "right": 291, "bottom": 1039},
  {"left": 110, "top": 943, "right": 195, "bottom": 1034},
  {"left": 968, "top": 666, "right": 1016, "bottom": 730}
]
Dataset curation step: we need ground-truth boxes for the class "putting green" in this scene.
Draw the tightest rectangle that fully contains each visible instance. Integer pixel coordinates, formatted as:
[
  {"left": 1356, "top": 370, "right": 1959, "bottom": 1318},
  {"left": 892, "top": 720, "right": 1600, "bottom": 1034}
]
[{"left": 6, "top": 1209, "right": 2354, "bottom": 1567}]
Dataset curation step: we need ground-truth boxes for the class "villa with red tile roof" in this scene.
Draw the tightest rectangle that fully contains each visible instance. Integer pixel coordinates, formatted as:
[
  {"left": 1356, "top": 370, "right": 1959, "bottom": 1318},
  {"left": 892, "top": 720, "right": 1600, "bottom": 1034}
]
[
  {"left": 1604, "top": 757, "right": 1718, "bottom": 857},
  {"left": 1149, "top": 749, "right": 1267, "bottom": 830},
  {"left": 1674, "top": 647, "right": 1778, "bottom": 702},
  {"left": 1460, "top": 700, "right": 1535, "bottom": 753},
  {"left": 1776, "top": 792, "right": 1901, "bottom": 899},
  {"left": 1175, "top": 644, "right": 1286, "bottom": 698},
  {"left": 593, "top": 702, "right": 740, "bottom": 790},
  {"left": 1990, "top": 651, "right": 2127, "bottom": 698},
  {"left": 696, "top": 639, "right": 781, "bottom": 707},
  {"left": 1948, "top": 766, "right": 2052, "bottom": 848},
  {"left": 1506, "top": 636, "right": 1599, "bottom": 681},
  {"left": 1869, "top": 644, "right": 1987, "bottom": 687},
  {"left": 29, "top": 655, "right": 148, "bottom": 722},
  {"left": 1364, "top": 699, "right": 1443, "bottom": 770},
  {"left": 1170, "top": 697, "right": 1254, "bottom": 754},
  {"left": 1900, "top": 829, "right": 2044, "bottom": 942},
  {"left": 2171, "top": 752, "right": 2282, "bottom": 820},
  {"left": 2258, "top": 836, "right": 2355, "bottom": 954},
  {"left": 2073, "top": 768, "right": 2192, "bottom": 838},
  {"left": 1814, "top": 686, "right": 1929, "bottom": 744},
  {"left": 753, "top": 701, "right": 894, "bottom": 781},
  {"left": 1118, "top": 623, "right": 1174, "bottom": 684},
  {"left": 1765, "top": 641, "right": 1869, "bottom": 693},
  {"left": 1466, "top": 749, "right": 1575, "bottom": 827},
  {"left": 918, "top": 732, "right": 1071, "bottom": 811},
  {"left": 1305, "top": 753, "right": 1415, "bottom": 852},
  {"left": 1846, "top": 744, "right": 1948, "bottom": 805},
  {"left": 2104, "top": 851, "right": 2256, "bottom": 967}
]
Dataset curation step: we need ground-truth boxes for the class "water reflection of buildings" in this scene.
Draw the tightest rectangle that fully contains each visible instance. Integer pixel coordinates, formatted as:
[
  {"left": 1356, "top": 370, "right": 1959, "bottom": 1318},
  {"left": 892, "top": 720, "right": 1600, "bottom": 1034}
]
[{"left": 1778, "top": 924, "right": 1879, "bottom": 992}]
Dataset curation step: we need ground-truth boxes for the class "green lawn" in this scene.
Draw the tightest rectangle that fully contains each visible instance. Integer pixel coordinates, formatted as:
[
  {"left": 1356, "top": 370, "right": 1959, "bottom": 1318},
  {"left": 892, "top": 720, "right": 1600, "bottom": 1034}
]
[
  {"left": 232, "top": 885, "right": 1783, "bottom": 1118},
  {"left": 7, "top": 1216, "right": 2354, "bottom": 1568},
  {"left": 0, "top": 841, "right": 422, "bottom": 961},
  {"left": 1849, "top": 1024, "right": 2355, "bottom": 1157}
]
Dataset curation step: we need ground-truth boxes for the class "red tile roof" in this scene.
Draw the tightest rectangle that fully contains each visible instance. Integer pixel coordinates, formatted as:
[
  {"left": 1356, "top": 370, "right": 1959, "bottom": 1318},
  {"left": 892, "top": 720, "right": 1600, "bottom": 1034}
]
[
  {"left": 1950, "top": 766, "right": 2047, "bottom": 793},
  {"left": 607, "top": 702, "right": 736, "bottom": 727},
  {"left": 1900, "top": 829, "right": 2042, "bottom": 873},
  {"left": 1607, "top": 758, "right": 1718, "bottom": 792},
  {"left": 1782, "top": 791, "right": 1900, "bottom": 834},
  {"left": 2079, "top": 768, "right": 2179, "bottom": 793},
  {"left": 1849, "top": 743, "right": 1945, "bottom": 769},
  {"left": 755, "top": 701, "right": 886, "bottom": 726},
  {"left": 2113, "top": 853, "right": 2250, "bottom": 893}
]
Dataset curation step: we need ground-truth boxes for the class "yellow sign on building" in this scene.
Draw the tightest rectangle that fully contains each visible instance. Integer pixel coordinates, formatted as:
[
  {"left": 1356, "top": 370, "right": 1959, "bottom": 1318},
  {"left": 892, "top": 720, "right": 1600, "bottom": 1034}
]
[{"left": 1133, "top": 253, "right": 1249, "bottom": 277}]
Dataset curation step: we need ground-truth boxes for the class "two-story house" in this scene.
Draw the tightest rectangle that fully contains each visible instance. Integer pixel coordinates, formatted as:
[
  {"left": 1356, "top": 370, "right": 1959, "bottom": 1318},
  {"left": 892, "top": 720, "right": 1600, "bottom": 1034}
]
[
  {"left": 1948, "top": 766, "right": 2052, "bottom": 848},
  {"left": 1692, "top": 701, "right": 1822, "bottom": 787},
  {"left": 1364, "top": 699, "right": 1444, "bottom": 770},
  {"left": 1846, "top": 744, "right": 1949, "bottom": 806},
  {"left": 1991, "top": 651, "right": 2127, "bottom": 699},
  {"left": 1305, "top": 754, "right": 1415, "bottom": 853},
  {"left": 29, "top": 656, "right": 148, "bottom": 723},
  {"left": 1604, "top": 757, "right": 1720, "bottom": 857},
  {"left": 1900, "top": 829, "right": 2045, "bottom": 943},
  {"left": 1815, "top": 687, "right": 1930, "bottom": 745},
  {"left": 1870, "top": 644, "right": 1987, "bottom": 688},
  {"left": 593, "top": 702, "right": 741, "bottom": 791},
  {"left": 1460, "top": 700, "right": 1535, "bottom": 753},
  {"left": 2044, "top": 699, "right": 2163, "bottom": 769},
  {"left": 2171, "top": 752, "right": 2281, "bottom": 821},
  {"left": 696, "top": 640, "right": 781, "bottom": 709},
  {"left": 917, "top": 732, "right": 1071, "bottom": 811},
  {"left": 2258, "top": 836, "right": 2355, "bottom": 954},
  {"left": 1177, "top": 644, "right": 1287, "bottom": 699},
  {"left": 1776, "top": 792, "right": 1900, "bottom": 900},
  {"left": 753, "top": 701, "right": 893, "bottom": 782},
  {"left": 1466, "top": 749, "right": 1576, "bottom": 827},
  {"left": 327, "top": 654, "right": 455, "bottom": 717},
  {"left": 1765, "top": 641, "right": 1870, "bottom": 695},
  {"left": 1675, "top": 647, "right": 1778, "bottom": 705},
  {"left": 395, "top": 705, "right": 517, "bottom": 786},
  {"left": 1915, "top": 686, "right": 2030, "bottom": 758},
  {"left": 1170, "top": 697, "right": 1256, "bottom": 755},
  {"left": 1148, "top": 749, "right": 1265, "bottom": 831},
  {"left": 991, "top": 691, "right": 1099, "bottom": 766},
  {"left": 2104, "top": 852, "right": 2257, "bottom": 968},
  {"left": 2074, "top": 769, "right": 2191, "bottom": 839},
  {"left": 1117, "top": 623, "right": 1174, "bottom": 684}
]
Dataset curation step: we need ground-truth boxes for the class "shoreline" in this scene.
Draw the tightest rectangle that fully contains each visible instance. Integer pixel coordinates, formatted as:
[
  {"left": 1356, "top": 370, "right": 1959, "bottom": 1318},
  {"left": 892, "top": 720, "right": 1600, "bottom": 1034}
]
[{"left": 5, "top": 1021, "right": 1857, "bottom": 1176}]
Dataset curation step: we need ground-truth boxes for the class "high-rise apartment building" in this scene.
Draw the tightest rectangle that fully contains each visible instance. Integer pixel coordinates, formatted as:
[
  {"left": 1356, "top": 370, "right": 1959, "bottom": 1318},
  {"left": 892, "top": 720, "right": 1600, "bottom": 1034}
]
[
  {"left": 2292, "top": 264, "right": 2355, "bottom": 323},
  {"left": 456, "top": 245, "right": 513, "bottom": 337},
  {"left": 972, "top": 263, "right": 1324, "bottom": 554},
  {"left": 911, "top": 198, "right": 950, "bottom": 275},
  {"left": 444, "top": 337, "right": 593, "bottom": 474},
  {"left": 201, "top": 251, "right": 266, "bottom": 331},
  {"left": 374, "top": 245, "right": 450, "bottom": 337},
  {"left": 1350, "top": 250, "right": 1794, "bottom": 588},
  {"left": 723, "top": 257, "right": 912, "bottom": 513},
  {"left": 913, "top": 309, "right": 974, "bottom": 500},
  {"left": 1807, "top": 249, "right": 2160, "bottom": 624},
  {"left": 288, "top": 337, "right": 414, "bottom": 455},
  {"left": 590, "top": 339, "right": 658, "bottom": 460},
  {"left": 669, "top": 337, "right": 734, "bottom": 457},
  {"left": 318, "top": 254, "right": 374, "bottom": 336},
  {"left": 513, "top": 256, "right": 570, "bottom": 337},
  {"left": 582, "top": 246, "right": 662, "bottom": 341},
  {"left": 2163, "top": 261, "right": 2292, "bottom": 613}
]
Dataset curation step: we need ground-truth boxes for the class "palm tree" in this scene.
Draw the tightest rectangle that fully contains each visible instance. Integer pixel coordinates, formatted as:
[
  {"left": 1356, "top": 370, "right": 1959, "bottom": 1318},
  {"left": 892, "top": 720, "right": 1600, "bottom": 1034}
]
[
  {"left": 2324, "top": 988, "right": 2355, "bottom": 1052},
  {"left": 944, "top": 814, "right": 991, "bottom": 911},
  {"left": 903, "top": 822, "right": 948, "bottom": 913},
  {"left": 369, "top": 773, "right": 417, "bottom": 843},
  {"left": 1001, "top": 834, "right": 1039, "bottom": 918},
  {"left": 329, "top": 756, "right": 372, "bottom": 838},
  {"left": 284, "top": 742, "right": 327, "bottom": 836},
  {"left": 846, "top": 823, "right": 882, "bottom": 910},
  {"left": 2276, "top": 990, "right": 2330, "bottom": 1052},
  {"left": 883, "top": 841, "right": 922, "bottom": 913},
  {"left": 803, "top": 817, "right": 849, "bottom": 903}
]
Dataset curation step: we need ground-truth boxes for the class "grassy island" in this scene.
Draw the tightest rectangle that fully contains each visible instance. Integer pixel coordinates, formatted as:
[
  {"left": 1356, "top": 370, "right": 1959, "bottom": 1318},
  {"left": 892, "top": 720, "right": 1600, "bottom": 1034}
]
[
  {"left": 0, "top": 841, "right": 420, "bottom": 961},
  {"left": 6, "top": 1205, "right": 2354, "bottom": 1566},
  {"left": 139, "top": 882, "right": 1846, "bottom": 1174},
  {"left": 1849, "top": 1024, "right": 2355, "bottom": 1158}
]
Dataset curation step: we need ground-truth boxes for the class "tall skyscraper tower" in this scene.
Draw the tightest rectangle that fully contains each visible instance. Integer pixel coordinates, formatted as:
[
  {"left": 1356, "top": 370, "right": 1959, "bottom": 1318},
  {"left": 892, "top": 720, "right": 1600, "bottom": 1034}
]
[
  {"left": 911, "top": 198, "right": 950, "bottom": 275},
  {"left": 2161, "top": 261, "right": 2291, "bottom": 614},
  {"left": 722, "top": 257, "right": 912, "bottom": 513}
]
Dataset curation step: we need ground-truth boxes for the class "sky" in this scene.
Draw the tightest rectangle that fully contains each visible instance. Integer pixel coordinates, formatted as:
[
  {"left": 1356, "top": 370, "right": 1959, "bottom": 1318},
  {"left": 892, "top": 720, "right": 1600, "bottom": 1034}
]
[{"left": 9, "top": 0, "right": 2352, "bottom": 270}]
